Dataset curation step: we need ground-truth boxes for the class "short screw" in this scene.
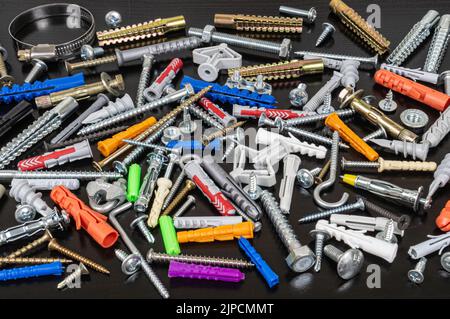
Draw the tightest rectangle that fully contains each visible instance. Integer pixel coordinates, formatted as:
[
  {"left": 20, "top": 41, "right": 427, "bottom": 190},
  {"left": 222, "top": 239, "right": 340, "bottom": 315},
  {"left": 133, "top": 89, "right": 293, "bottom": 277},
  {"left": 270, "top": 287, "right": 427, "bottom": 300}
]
[
  {"left": 0, "top": 44, "right": 14, "bottom": 86},
  {"left": 324, "top": 244, "right": 364, "bottom": 280},
  {"left": 362, "top": 127, "right": 387, "bottom": 142},
  {"left": 375, "top": 219, "right": 397, "bottom": 244},
  {"left": 296, "top": 167, "right": 321, "bottom": 189},
  {"left": 80, "top": 45, "right": 105, "bottom": 61},
  {"left": 408, "top": 257, "right": 427, "bottom": 284},
  {"left": 173, "top": 195, "right": 196, "bottom": 218},
  {"left": 310, "top": 229, "right": 330, "bottom": 272},
  {"left": 316, "top": 93, "right": 335, "bottom": 114},
  {"left": 130, "top": 215, "right": 155, "bottom": 244},
  {"left": 115, "top": 249, "right": 142, "bottom": 275},
  {"left": 24, "top": 59, "right": 48, "bottom": 83},
  {"left": 243, "top": 171, "right": 262, "bottom": 200},
  {"left": 298, "top": 198, "right": 365, "bottom": 224},
  {"left": 289, "top": 83, "right": 308, "bottom": 107},
  {"left": 57, "top": 263, "right": 89, "bottom": 289},
  {"left": 359, "top": 197, "right": 411, "bottom": 230},
  {"left": 105, "top": 10, "right": 122, "bottom": 28},
  {"left": 378, "top": 90, "right": 397, "bottom": 112},
  {"left": 279, "top": 6, "right": 317, "bottom": 24},
  {"left": 316, "top": 23, "right": 335, "bottom": 47}
]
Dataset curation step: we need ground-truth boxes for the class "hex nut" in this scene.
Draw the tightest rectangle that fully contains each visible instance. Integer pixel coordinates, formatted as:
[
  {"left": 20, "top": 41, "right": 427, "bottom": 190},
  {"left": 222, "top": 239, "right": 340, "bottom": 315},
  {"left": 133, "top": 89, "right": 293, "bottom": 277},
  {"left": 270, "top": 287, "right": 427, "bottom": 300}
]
[
  {"left": 202, "top": 25, "right": 216, "bottom": 43},
  {"left": 279, "top": 38, "right": 292, "bottom": 58}
]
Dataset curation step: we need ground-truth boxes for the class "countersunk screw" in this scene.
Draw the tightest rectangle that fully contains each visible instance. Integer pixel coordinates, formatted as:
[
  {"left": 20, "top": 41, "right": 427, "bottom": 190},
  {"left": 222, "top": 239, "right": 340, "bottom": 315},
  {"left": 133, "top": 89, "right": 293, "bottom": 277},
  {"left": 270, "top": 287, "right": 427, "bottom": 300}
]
[
  {"left": 297, "top": 167, "right": 321, "bottom": 189},
  {"left": 130, "top": 215, "right": 155, "bottom": 244},
  {"left": 0, "top": 45, "right": 14, "bottom": 86},
  {"left": 80, "top": 45, "right": 105, "bottom": 61},
  {"left": 324, "top": 244, "right": 364, "bottom": 280},
  {"left": 298, "top": 198, "right": 365, "bottom": 224},
  {"left": 310, "top": 229, "right": 330, "bottom": 272},
  {"left": 359, "top": 197, "right": 411, "bottom": 230},
  {"left": 243, "top": 171, "right": 262, "bottom": 200},
  {"left": 173, "top": 195, "right": 196, "bottom": 218},
  {"left": 57, "top": 263, "right": 89, "bottom": 289},
  {"left": 316, "top": 23, "right": 335, "bottom": 47},
  {"left": 115, "top": 249, "right": 142, "bottom": 275},
  {"left": 408, "top": 257, "right": 427, "bottom": 284},
  {"left": 24, "top": 59, "right": 48, "bottom": 83},
  {"left": 161, "top": 179, "right": 196, "bottom": 216},
  {"left": 279, "top": 6, "right": 317, "bottom": 24}
]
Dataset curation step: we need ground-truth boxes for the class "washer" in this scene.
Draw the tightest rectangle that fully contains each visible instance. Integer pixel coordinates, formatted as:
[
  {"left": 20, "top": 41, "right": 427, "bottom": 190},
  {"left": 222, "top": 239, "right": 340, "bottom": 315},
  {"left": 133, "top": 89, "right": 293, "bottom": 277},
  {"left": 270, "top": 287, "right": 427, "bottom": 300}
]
[{"left": 400, "top": 109, "right": 429, "bottom": 131}]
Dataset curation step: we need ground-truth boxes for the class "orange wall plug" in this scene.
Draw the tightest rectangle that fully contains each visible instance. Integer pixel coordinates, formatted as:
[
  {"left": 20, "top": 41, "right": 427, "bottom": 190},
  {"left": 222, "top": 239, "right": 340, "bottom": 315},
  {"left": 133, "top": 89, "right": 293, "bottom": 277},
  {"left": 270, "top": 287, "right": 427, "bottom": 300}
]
[
  {"left": 436, "top": 200, "right": 450, "bottom": 232},
  {"left": 177, "top": 221, "right": 254, "bottom": 243}
]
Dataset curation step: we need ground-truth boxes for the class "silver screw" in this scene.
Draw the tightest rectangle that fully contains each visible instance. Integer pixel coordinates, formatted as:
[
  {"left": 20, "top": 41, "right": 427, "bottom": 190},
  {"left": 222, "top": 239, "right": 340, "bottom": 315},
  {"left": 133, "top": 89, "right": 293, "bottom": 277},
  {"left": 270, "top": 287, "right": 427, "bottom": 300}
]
[
  {"left": 57, "top": 263, "right": 89, "bottom": 289},
  {"left": 284, "top": 108, "right": 355, "bottom": 127},
  {"left": 122, "top": 139, "right": 180, "bottom": 155},
  {"left": 131, "top": 215, "right": 155, "bottom": 244},
  {"left": 441, "top": 71, "right": 450, "bottom": 95},
  {"left": 173, "top": 195, "right": 196, "bottom": 218},
  {"left": 424, "top": 15, "right": 450, "bottom": 73},
  {"left": 279, "top": 6, "right": 317, "bottom": 24},
  {"left": 317, "top": 93, "right": 335, "bottom": 114},
  {"left": 105, "top": 10, "right": 122, "bottom": 28},
  {"left": 189, "top": 105, "right": 225, "bottom": 131},
  {"left": 341, "top": 157, "right": 380, "bottom": 170},
  {"left": 24, "top": 59, "right": 48, "bottom": 83},
  {"left": 378, "top": 90, "right": 397, "bottom": 112},
  {"left": 0, "top": 44, "right": 14, "bottom": 86},
  {"left": 316, "top": 23, "right": 335, "bottom": 47},
  {"left": 310, "top": 229, "right": 330, "bottom": 272},
  {"left": 298, "top": 198, "right": 365, "bottom": 224},
  {"left": 179, "top": 107, "right": 197, "bottom": 134},
  {"left": 359, "top": 197, "right": 411, "bottom": 231},
  {"left": 296, "top": 167, "right": 321, "bottom": 189},
  {"left": 147, "top": 248, "right": 254, "bottom": 268},
  {"left": 0, "top": 170, "right": 121, "bottom": 181},
  {"left": 260, "top": 190, "right": 315, "bottom": 272},
  {"left": 188, "top": 25, "right": 292, "bottom": 58},
  {"left": 80, "top": 45, "right": 105, "bottom": 61},
  {"left": 135, "top": 54, "right": 155, "bottom": 107},
  {"left": 362, "top": 127, "right": 387, "bottom": 142},
  {"left": 221, "top": 127, "right": 244, "bottom": 161},
  {"left": 324, "top": 244, "right": 364, "bottom": 280},
  {"left": 375, "top": 219, "right": 397, "bottom": 243},
  {"left": 440, "top": 252, "right": 450, "bottom": 272},
  {"left": 408, "top": 257, "right": 427, "bottom": 284},
  {"left": 162, "top": 171, "right": 186, "bottom": 211},
  {"left": 289, "top": 83, "right": 308, "bottom": 107},
  {"left": 294, "top": 51, "right": 378, "bottom": 69},
  {"left": 115, "top": 249, "right": 142, "bottom": 275},
  {"left": 243, "top": 172, "right": 262, "bottom": 200}
]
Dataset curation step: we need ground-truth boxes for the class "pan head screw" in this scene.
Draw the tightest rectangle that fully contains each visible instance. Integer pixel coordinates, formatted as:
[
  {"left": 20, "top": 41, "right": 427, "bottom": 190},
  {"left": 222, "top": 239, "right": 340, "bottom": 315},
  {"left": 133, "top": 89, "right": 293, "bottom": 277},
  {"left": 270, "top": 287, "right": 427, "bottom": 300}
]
[
  {"left": 243, "top": 172, "right": 262, "bottom": 200},
  {"left": 336, "top": 249, "right": 364, "bottom": 280},
  {"left": 115, "top": 249, "right": 142, "bottom": 275},
  {"left": 289, "top": 83, "right": 308, "bottom": 107},
  {"left": 296, "top": 168, "right": 319, "bottom": 189},
  {"left": 105, "top": 11, "right": 122, "bottom": 28},
  {"left": 15, "top": 204, "right": 37, "bottom": 223},
  {"left": 316, "top": 23, "right": 335, "bottom": 47},
  {"left": 81, "top": 45, "right": 105, "bottom": 61}
]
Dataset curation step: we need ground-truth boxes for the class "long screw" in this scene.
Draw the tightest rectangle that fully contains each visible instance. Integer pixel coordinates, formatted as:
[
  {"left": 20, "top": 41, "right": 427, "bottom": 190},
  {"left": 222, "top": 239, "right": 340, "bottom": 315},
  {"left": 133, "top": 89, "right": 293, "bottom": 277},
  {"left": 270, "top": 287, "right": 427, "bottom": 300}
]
[
  {"left": 279, "top": 6, "right": 317, "bottom": 23},
  {"left": 362, "top": 127, "right": 387, "bottom": 142},
  {"left": 310, "top": 230, "right": 330, "bottom": 272},
  {"left": 189, "top": 105, "right": 224, "bottom": 131},
  {"left": 0, "top": 170, "right": 122, "bottom": 181},
  {"left": 202, "top": 121, "right": 246, "bottom": 145},
  {"left": 57, "top": 263, "right": 89, "bottom": 289},
  {"left": 315, "top": 160, "right": 331, "bottom": 184},
  {"left": 173, "top": 195, "right": 196, "bottom": 218},
  {"left": 147, "top": 248, "right": 254, "bottom": 268},
  {"left": 359, "top": 197, "right": 411, "bottom": 230},
  {"left": 136, "top": 54, "right": 155, "bottom": 108},
  {"left": 299, "top": 198, "right": 365, "bottom": 224},
  {"left": 48, "top": 239, "right": 110, "bottom": 274},
  {"left": 424, "top": 15, "right": 450, "bottom": 73},
  {"left": 161, "top": 180, "right": 196, "bottom": 216},
  {"left": 284, "top": 108, "right": 355, "bottom": 127},
  {"left": 122, "top": 139, "right": 178, "bottom": 154},
  {"left": 0, "top": 257, "right": 72, "bottom": 265},
  {"left": 294, "top": 50, "right": 378, "bottom": 69},
  {"left": 162, "top": 171, "right": 186, "bottom": 211}
]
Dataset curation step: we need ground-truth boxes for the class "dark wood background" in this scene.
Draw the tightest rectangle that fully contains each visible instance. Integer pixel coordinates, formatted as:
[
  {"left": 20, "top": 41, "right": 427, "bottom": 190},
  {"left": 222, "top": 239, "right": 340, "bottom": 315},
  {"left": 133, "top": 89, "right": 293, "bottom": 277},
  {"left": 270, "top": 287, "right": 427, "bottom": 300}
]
[{"left": 0, "top": 0, "right": 449, "bottom": 299}]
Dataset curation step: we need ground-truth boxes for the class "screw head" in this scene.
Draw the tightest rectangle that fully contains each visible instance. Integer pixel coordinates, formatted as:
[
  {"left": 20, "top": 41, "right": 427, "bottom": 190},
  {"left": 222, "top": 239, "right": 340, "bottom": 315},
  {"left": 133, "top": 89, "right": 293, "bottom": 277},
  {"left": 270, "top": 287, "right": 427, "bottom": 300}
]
[
  {"left": 258, "top": 113, "right": 269, "bottom": 127},
  {"left": 309, "top": 229, "right": 331, "bottom": 241},
  {"left": 279, "top": 38, "right": 292, "bottom": 58},
  {"left": 105, "top": 11, "right": 122, "bottom": 28},
  {"left": 440, "top": 252, "right": 450, "bottom": 272},
  {"left": 307, "top": 7, "right": 317, "bottom": 23},
  {"left": 273, "top": 117, "right": 285, "bottom": 131},
  {"left": 296, "top": 169, "right": 315, "bottom": 189},
  {"left": 408, "top": 269, "right": 424, "bottom": 284},
  {"left": 397, "top": 215, "right": 411, "bottom": 230},
  {"left": 289, "top": 85, "right": 308, "bottom": 107},
  {"left": 286, "top": 246, "right": 316, "bottom": 272},
  {"left": 337, "top": 249, "right": 364, "bottom": 280},
  {"left": 375, "top": 231, "right": 398, "bottom": 244},
  {"left": 15, "top": 204, "right": 36, "bottom": 223},
  {"left": 121, "top": 253, "right": 142, "bottom": 275},
  {"left": 361, "top": 95, "right": 377, "bottom": 105},
  {"left": 322, "top": 22, "right": 336, "bottom": 33},
  {"left": 243, "top": 184, "right": 262, "bottom": 200},
  {"left": 31, "top": 58, "right": 48, "bottom": 72},
  {"left": 81, "top": 45, "right": 95, "bottom": 61},
  {"left": 130, "top": 215, "right": 147, "bottom": 229}
]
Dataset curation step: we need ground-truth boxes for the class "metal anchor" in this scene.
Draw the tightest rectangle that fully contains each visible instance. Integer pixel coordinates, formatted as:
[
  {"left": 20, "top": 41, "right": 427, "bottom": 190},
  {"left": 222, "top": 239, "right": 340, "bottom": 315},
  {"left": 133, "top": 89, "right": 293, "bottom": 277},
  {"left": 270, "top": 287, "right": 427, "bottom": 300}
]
[{"left": 86, "top": 178, "right": 127, "bottom": 214}]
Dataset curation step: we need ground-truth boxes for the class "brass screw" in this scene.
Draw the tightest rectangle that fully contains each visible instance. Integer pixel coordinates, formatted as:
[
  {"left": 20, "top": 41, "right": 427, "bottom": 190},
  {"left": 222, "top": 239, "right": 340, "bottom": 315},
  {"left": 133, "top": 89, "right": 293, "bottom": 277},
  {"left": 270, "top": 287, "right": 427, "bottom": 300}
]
[
  {"left": 202, "top": 121, "right": 247, "bottom": 145},
  {"left": 0, "top": 257, "right": 73, "bottom": 265},
  {"left": 214, "top": 14, "right": 302, "bottom": 33},
  {"left": 65, "top": 55, "right": 118, "bottom": 74},
  {"left": 315, "top": 160, "right": 331, "bottom": 185},
  {"left": 47, "top": 238, "right": 110, "bottom": 274},
  {"left": 161, "top": 180, "right": 196, "bottom": 216}
]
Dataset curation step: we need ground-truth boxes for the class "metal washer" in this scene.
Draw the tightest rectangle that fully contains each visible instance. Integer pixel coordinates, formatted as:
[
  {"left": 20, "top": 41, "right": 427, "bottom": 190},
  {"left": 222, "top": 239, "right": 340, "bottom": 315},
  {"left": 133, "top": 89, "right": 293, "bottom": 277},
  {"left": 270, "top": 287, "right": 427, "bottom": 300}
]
[{"left": 400, "top": 109, "right": 429, "bottom": 130}]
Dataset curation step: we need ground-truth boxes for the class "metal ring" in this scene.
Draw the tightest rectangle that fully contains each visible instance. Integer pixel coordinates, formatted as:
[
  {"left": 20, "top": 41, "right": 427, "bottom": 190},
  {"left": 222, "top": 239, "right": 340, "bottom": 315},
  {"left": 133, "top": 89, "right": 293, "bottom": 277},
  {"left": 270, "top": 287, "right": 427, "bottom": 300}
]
[{"left": 400, "top": 109, "right": 429, "bottom": 130}]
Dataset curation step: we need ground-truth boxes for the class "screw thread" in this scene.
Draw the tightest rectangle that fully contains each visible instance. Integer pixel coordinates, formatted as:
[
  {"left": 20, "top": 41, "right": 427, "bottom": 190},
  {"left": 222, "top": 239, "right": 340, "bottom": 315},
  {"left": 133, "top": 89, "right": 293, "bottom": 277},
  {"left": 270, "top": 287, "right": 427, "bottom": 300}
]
[
  {"left": 140, "top": 260, "right": 170, "bottom": 298},
  {"left": 295, "top": 51, "right": 378, "bottom": 66},
  {"left": 114, "top": 249, "right": 129, "bottom": 262},
  {"left": 221, "top": 140, "right": 238, "bottom": 160},
  {"left": 202, "top": 121, "right": 246, "bottom": 144},
  {"left": 0, "top": 170, "right": 121, "bottom": 181},
  {"left": 362, "top": 128, "right": 386, "bottom": 142},
  {"left": 189, "top": 105, "right": 224, "bottom": 130},
  {"left": 66, "top": 55, "right": 117, "bottom": 73},
  {"left": 0, "top": 57, "right": 8, "bottom": 77},
  {"left": 360, "top": 197, "right": 410, "bottom": 229},
  {"left": 299, "top": 200, "right": 363, "bottom": 223},
  {"left": 136, "top": 55, "right": 155, "bottom": 107},
  {"left": 249, "top": 172, "right": 258, "bottom": 194},
  {"left": 284, "top": 125, "right": 348, "bottom": 149},
  {"left": 285, "top": 108, "right": 354, "bottom": 126},
  {"left": 313, "top": 234, "right": 326, "bottom": 272},
  {"left": 57, "top": 264, "right": 86, "bottom": 289},
  {"left": 162, "top": 180, "right": 196, "bottom": 216},
  {"left": 137, "top": 221, "right": 155, "bottom": 244},
  {"left": 382, "top": 219, "right": 395, "bottom": 242},
  {"left": 341, "top": 158, "right": 380, "bottom": 170},
  {"left": 323, "top": 244, "right": 343, "bottom": 263},
  {"left": 316, "top": 27, "right": 333, "bottom": 46},
  {"left": 162, "top": 171, "right": 186, "bottom": 211},
  {"left": 0, "top": 257, "right": 72, "bottom": 265},
  {"left": 415, "top": 257, "right": 427, "bottom": 272},
  {"left": 172, "top": 197, "right": 196, "bottom": 218}
]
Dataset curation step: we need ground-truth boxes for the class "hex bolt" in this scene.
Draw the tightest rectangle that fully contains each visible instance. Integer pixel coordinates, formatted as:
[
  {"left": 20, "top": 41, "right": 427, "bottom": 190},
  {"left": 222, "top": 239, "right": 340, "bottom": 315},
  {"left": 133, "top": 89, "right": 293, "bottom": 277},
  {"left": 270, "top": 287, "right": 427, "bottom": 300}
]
[
  {"left": 130, "top": 215, "right": 155, "bottom": 244},
  {"left": 441, "top": 71, "right": 450, "bottom": 95},
  {"left": 0, "top": 44, "right": 14, "bottom": 86},
  {"left": 24, "top": 59, "right": 48, "bottom": 83},
  {"left": 289, "top": 83, "right": 308, "bottom": 107},
  {"left": 57, "top": 263, "right": 89, "bottom": 289},
  {"left": 298, "top": 198, "right": 365, "bottom": 224},
  {"left": 323, "top": 244, "right": 364, "bottom": 280},
  {"left": 375, "top": 219, "right": 397, "bottom": 243},
  {"left": 295, "top": 51, "right": 379, "bottom": 69},
  {"left": 440, "top": 252, "right": 450, "bottom": 272},
  {"left": 279, "top": 5, "right": 317, "bottom": 23},
  {"left": 80, "top": 45, "right": 105, "bottom": 61},
  {"left": 297, "top": 167, "right": 321, "bottom": 189},
  {"left": 310, "top": 229, "right": 330, "bottom": 272},
  {"left": 188, "top": 25, "right": 292, "bottom": 58},
  {"left": 358, "top": 197, "right": 411, "bottom": 230},
  {"left": 408, "top": 257, "right": 427, "bottom": 284},
  {"left": 173, "top": 195, "right": 196, "bottom": 218},
  {"left": 316, "top": 23, "right": 335, "bottom": 47},
  {"left": 243, "top": 172, "right": 262, "bottom": 200},
  {"left": 260, "top": 190, "right": 315, "bottom": 272},
  {"left": 115, "top": 249, "right": 142, "bottom": 275}
]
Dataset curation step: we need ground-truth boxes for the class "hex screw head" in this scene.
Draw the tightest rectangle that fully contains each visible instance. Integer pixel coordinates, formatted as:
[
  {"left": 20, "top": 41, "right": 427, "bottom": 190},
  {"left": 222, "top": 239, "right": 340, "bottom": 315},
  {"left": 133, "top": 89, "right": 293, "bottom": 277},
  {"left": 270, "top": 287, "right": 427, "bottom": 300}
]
[{"left": 337, "top": 249, "right": 364, "bottom": 280}]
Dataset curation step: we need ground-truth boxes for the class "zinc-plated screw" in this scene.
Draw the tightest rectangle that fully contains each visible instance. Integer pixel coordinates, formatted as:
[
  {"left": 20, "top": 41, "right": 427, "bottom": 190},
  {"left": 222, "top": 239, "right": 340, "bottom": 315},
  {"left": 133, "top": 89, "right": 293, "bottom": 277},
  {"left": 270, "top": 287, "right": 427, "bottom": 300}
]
[
  {"left": 162, "top": 171, "right": 186, "bottom": 211},
  {"left": 48, "top": 239, "right": 110, "bottom": 274},
  {"left": 105, "top": 10, "right": 122, "bottom": 28},
  {"left": 189, "top": 105, "right": 225, "bottom": 131},
  {"left": 317, "top": 93, "right": 335, "bottom": 115},
  {"left": 362, "top": 127, "right": 387, "bottom": 142},
  {"left": 180, "top": 107, "right": 197, "bottom": 134},
  {"left": 0, "top": 257, "right": 72, "bottom": 265},
  {"left": 57, "top": 263, "right": 89, "bottom": 289},
  {"left": 378, "top": 90, "right": 397, "bottom": 112},
  {"left": 298, "top": 198, "right": 365, "bottom": 224},
  {"left": 440, "top": 252, "right": 450, "bottom": 272},
  {"left": 221, "top": 127, "right": 245, "bottom": 161},
  {"left": 80, "top": 45, "right": 105, "bottom": 61},
  {"left": 284, "top": 108, "right": 355, "bottom": 127},
  {"left": 24, "top": 59, "right": 48, "bottom": 83},
  {"left": 310, "top": 229, "right": 330, "bottom": 272},
  {"left": 376, "top": 219, "right": 397, "bottom": 243},
  {"left": 162, "top": 179, "right": 196, "bottom": 216},
  {"left": 316, "top": 23, "right": 335, "bottom": 47},
  {"left": 359, "top": 197, "right": 411, "bottom": 230},
  {"left": 173, "top": 195, "right": 196, "bottom": 218},
  {"left": 135, "top": 54, "right": 155, "bottom": 107},
  {"left": 0, "top": 45, "right": 14, "bottom": 86},
  {"left": 122, "top": 139, "right": 180, "bottom": 155},
  {"left": 0, "top": 170, "right": 122, "bottom": 181},
  {"left": 289, "top": 83, "right": 308, "bottom": 107},
  {"left": 147, "top": 248, "right": 254, "bottom": 268},
  {"left": 408, "top": 257, "right": 427, "bottom": 284},
  {"left": 115, "top": 249, "right": 142, "bottom": 275},
  {"left": 279, "top": 5, "right": 317, "bottom": 24},
  {"left": 324, "top": 244, "right": 364, "bottom": 280},
  {"left": 295, "top": 51, "right": 379, "bottom": 69},
  {"left": 296, "top": 167, "right": 321, "bottom": 189},
  {"left": 243, "top": 171, "right": 262, "bottom": 200},
  {"left": 424, "top": 15, "right": 450, "bottom": 73},
  {"left": 188, "top": 25, "right": 292, "bottom": 58},
  {"left": 131, "top": 215, "right": 155, "bottom": 244}
]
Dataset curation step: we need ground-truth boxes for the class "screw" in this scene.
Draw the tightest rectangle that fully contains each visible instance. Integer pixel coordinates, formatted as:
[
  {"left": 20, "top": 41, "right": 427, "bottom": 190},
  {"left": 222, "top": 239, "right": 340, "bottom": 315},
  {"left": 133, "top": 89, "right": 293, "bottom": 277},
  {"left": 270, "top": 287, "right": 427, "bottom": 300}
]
[
  {"left": 173, "top": 195, "right": 196, "bottom": 218},
  {"left": 221, "top": 127, "right": 245, "bottom": 161},
  {"left": 179, "top": 107, "right": 197, "bottom": 134},
  {"left": 24, "top": 59, "right": 48, "bottom": 83},
  {"left": 359, "top": 197, "right": 411, "bottom": 230},
  {"left": 15, "top": 204, "right": 36, "bottom": 223},
  {"left": 0, "top": 45, "right": 14, "bottom": 86},
  {"left": 189, "top": 105, "right": 225, "bottom": 131},
  {"left": 188, "top": 25, "right": 291, "bottom": 58},
  {"left": 122, "top": 139, "right": 181, "bottom": 155},
  {"left": 296, "top": 167, "right": 321, "bottom": 189},
  {"left": 289, "top": 83, "right": 308, "bottom": 107},
  {"left": 316, "top": 23, "right": 335, "bottom": 47},
  {"left": 299, "top": 198, "right": 365, "bottom": 224},
  {"left": 243, "top": 172, "right": 262, "bottom": 200},
  {"left": 284, "top": 109, "right": 355, "bottom": 127},
  {"left": 317, "top": 93, "right": 335, "bottom": 114},
  {"left": 362, "top": 127, "right": 387, "bottom": 142},
  {"left": 147, "top": 248, "right": 254, "bottom": 268},
  {"left": 315, "top": 160, "right": 331, "bottom": 185},
  {"left": 310, "top": 230, "right": 330, "bottom": 272},
  {"left": 65, "top": 55, "right": 118, "bottom": 74},
  {"left": 408, "top": 257, "right": 427, "bottom": 284},
  {"left": 80, "top": 45, "right": 105, "bottom": 61},
  {"left": 162, "top": 171, "right": 186, "bottom": 211},
  {"left": 260, "top": 190, "right": 315, "bottom": 272},
  {"left": 378, "top": 90, "right": 397, "bottom": 112},
  {"left": 441, "top": 71, "right": 450, "bottom": 96},
  {"left": 324, "top": 244, "right": 364, "bottom": 280},
  {"left": 279, "top": 6, "right": 317, "bottom": 24},
  {"left": 254, "top": 75, "right": 267, "bottom": 94},
  {"left": 424, "top": 15, "right": 450, "bottom": 73},
  {"left": 375, "top": 219, "right": 397, "bottom": 243},
  {"left": 341, "top": 157, "right": 436, "bottom": 172},
  {"left": 48, "top": 238, "right": 110, "bottom": 274},
  {"left": 440, "top": 252, "right": 450, "bottom": 272},
  {"left": 162, "top": 179, "right": 196, "bottom": 216},
  {"left": 105, "top": 10, "right": 122, "bottom": 28},
  {"left": 202, "top": 121, "right": 246, "bottom": 145},
  {"left": 130, "top": 215, "right": 155, "bottom": 244},
  {"left": 57, "top": 263, "right": 89, "bottom": 289},
  {"left": 136, "top": 54, "right": 155, "bottom": 107},
  {"left": 295, "top": 51, "right": 378, "bottom": 69},
  {"left": 0, "top": 257, "right": 72, "bottom": 265},
  {"left": 115, "top": 249, "right": 142, "bottom": 275},
  {"left": 0, "top": 170, "right": 122, "bottom": 181}
]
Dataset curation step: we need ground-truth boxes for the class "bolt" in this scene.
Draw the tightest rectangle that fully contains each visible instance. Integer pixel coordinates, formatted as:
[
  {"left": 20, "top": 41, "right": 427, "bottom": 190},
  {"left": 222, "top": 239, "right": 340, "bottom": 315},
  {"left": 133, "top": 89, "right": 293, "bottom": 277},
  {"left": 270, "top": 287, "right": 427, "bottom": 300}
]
[
  {"left": 24, "top": 59, "right": 48, "bottom": 83},
  {"left": 289, "top": 83, "right": 308, "bottom": 107},
  {"left": 115, "top": 249, "right": 142, "bottom": 275},
  {"left": 378, "top": 90, "right": 397, "bottom": 112},
  {"left": 173, "top": 195, "right": 196, "bottom": 218},
  {"left": 296, "top": 167, "right": 321, "bottom": 189},
  {"left": 48, "top": 238, "right": 110, "bottom": 274},
  {"left": 310, "top": 229, "right": 330, "bottom": 272},
  {"left": 316, "top": 23, "right": 335, "bottom": 47},
  {"left": 260, "top": 190, "right": 315, "bottom": 272},
  {"left": 375, "top": 219, "right": 397, "bottom": 243},
  {"left": 408, "top": 257, "right": 427, "bottom": 284},
  {"left": 359, "top": 197, "right": 411, "bottom": 230},
  {"left": 57, "top": 263, "right": 89, "bottom": 289},
  {"left": 324, "top": 244, "right": 364, "bottom": 280},
  {"left": 243, "top": 172, "right": 262, "bottom": 200},
  {"left": 105, "top": 10, "right": 122, "bottom": 28},
  {"left": 80, "top": 45, "right": 105, "bottom": 61},
  {"left": 188, "top": 25, "right": 292, "bottom": 58},
  {"left": 130, "top": 215, "right": 155, "bottom": 244},
  {"left": 295, "top": 51, "right": 378, "bottom": 69},
  {"left": 440, "top": 252, "right": 450, "bottom": 272},
  {"left": 0, "top": 45, "right": 14, "bottom": 86},
  {"left": 161, "top": 179, "right": 196, "bottom": 216},
  {"left": 441, "top": 71, "right": 450, "bottom": 95},
  {"left": 279, "top": 6, "right": 317, "bottom": 24},
  {"left": 299, "top": 198, "right": 365, "bottom": 224},
  {"left": 362, "top": 126, "right": 387, "bottom": 142},
  {"left": 147, "top": 248, "right": 254, "bottom": 268}
]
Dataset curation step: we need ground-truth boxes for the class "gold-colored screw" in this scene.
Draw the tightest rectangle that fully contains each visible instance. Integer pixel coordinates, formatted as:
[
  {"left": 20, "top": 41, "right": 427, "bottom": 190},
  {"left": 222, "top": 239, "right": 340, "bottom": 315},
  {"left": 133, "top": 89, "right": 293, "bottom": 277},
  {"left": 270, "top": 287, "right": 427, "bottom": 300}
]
[
  {"left": 0, "top": 46, "right": 14, "bottom": 87},
  {"left": 162, "top": 180, "right": 196, "bottom": 216},
  {"left": 315, "top": 160, "right": 331, "bottom": 185},
  {"left": 47, "top": 238, "right": 110, "bottom": 274},
  {"left": 65, "top": 55, "right": 118, "bottom": 74},
  {"left": 0, "top": 257, "right": 73, "bottom": 265},
  {"left": 329, "top": 0, "right": 390, "bottom": 55},
  {"left": 228, "top": 59, "right": 324, "bottom": 81},
  {"left": 214, "top": 14, "right": 302, "bottom": 33},
  {"left": 202, "top": 121, "right": 247, "bottom": 145}
]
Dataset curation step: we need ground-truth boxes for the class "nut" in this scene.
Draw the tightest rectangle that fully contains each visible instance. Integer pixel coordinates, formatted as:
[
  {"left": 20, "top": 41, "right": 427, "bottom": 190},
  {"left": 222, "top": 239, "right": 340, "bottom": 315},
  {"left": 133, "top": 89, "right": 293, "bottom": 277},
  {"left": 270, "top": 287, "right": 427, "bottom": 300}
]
[{"left": 201, "top": 25, "right": 216, "bottom": 43}]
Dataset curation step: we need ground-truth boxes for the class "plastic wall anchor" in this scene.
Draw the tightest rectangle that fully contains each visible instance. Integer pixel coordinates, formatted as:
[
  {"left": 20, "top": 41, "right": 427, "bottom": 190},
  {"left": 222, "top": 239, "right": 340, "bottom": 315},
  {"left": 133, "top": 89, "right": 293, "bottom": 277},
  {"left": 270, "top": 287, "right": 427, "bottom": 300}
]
[
  {"left": 380, "top": 63, "right": 440, "bottom": 84},
  {"left": 9, "top": 179, "right": 54, "bottom": 217},
  {"left": 148, "top": 178, "right": 172, "bottom": 228},
  {"left": 0, "top": 73, "right": 85, "bottom": 104},
  {"left": 127, "top": 164, "right": 141, "bottom": 203},
  {"left": 18, "top": 140, "right": 92, "bottom": 171},
  {"left": 370, "top": 138, "right": 429, "bottom": 161},
  {"left": 422, "top": 107, "right": 450, "bottom": 148},
  {"left": 238, "top": 237, "right": 278, "bottom": 288},
  {"left": 144, "top": 58, "right": 184, "bottom": 101},
  {"left": 436, "top": 200, "right": 450, "bottom": 232},
  {"left": 330, "top": 214, "right": 404, "bottom": 236},
  {"left": 340, "top": 60, "right": 360, "bottom": 88},
  {"left": 252, "top": 141, "right": 290, "bottom": 169},
  {"left": 233, "top": 104, "right": 310, "bottom": 119},
  {"left": 82, "top": 94, "right": 135, "bottom": 124},
  {"left": 377, "top": 158, "right": 436, "bottom": 172},
  {"left": 303, "top": 55, "right": 343, "bottom": 70},
  {"left": 279, "top": 155, "right": 301, "bottom": 213},
  {"left": 198, "top": 97, "right": 237, "bottom": 127},
  {"left": 315, "top": 220, "right": 398, "bottom": 263},
  {"left": 173, "top": 216, "right": 243, "bottom": 229},
  {"left": 193, "top": 43, "right": 242, "bottom": 82},
  {"left": 0, "top": 261, "right": 63, "bottom": 281},
  {"left": 159, "top": 215, "right": 181, "bottom": 255},
  {"left": 11, "top": 178, "right": 80, "bottom": 191},
  {"left": 177, "top": 221, "right": 254, "bottom": 243},
  {"left": 427, "top": 153, "right": 450, "bottom": 200},
  {"left": 302, "top": 71, "right": 343, "bottom": 112},
  {"left": 180, "top": 75, "right": 277, "bottom": 109},
  {"left": 168, "top": 260, "right": 245, "bottom": 282},
  {"left": 408, "top": 233, "right": 450, "bottom": 259}
]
